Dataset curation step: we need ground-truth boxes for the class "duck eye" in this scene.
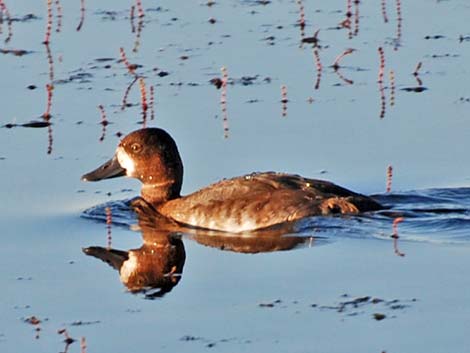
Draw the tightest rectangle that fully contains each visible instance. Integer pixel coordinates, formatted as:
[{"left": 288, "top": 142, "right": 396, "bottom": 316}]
[{"left": 130, "top": 143, "right": 142, "bottom": 153}]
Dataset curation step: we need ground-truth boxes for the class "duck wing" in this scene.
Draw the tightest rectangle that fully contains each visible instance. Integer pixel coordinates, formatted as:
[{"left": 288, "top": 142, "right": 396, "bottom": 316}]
[{"left": 158, "top": 172, "right": 382, "bottom": 232}]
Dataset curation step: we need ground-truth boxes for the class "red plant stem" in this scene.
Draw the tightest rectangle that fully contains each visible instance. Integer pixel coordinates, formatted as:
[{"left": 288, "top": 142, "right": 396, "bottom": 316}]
[
  {"left": 130, "top": 5, "right": 135, "bottom": 33},
  {"left": 119, "top": 47, "right": 136, "bottom": 75},
  {"left": 44, "top": 83, "right": 53, "bottom": 120},
  {"left": 98, "top": 105, "right": 108, "bottom": 142},
  {"left": 345, "top": 0, "right": 352, "bottom": 39},
  {"left": 332, "top": 48, "right": 355, "bottom": 69},
  {"left": 80, "top": 337, "right": 87, "bottom": 353},
  {"left": 105, "top": 207, "right": 112, "bottom": 249},
  {"left": 386, "top": 165, "right": 393, "bottom": 192},
  {"left": 44, "top": 0, "right": 53, "bottom": 44},
  {"left": 139, "top": 77, "right": 148, "bottom": 127},
  {"left": 121, "top": 76, "right": 138, "bottom": 110},
  {"left": 394, "top": 0, "right": 402, "bottom": 50},
  {"left": 296, "top": 0, "right": 306, "bottom": 42},
  {"left": 150, "top": 85, "right": 155, "bottom": 120},
  {"left": 0, "top": 0, "right": 12, "bottom": 43},
  {"left": 55, "top": 0, "right": 62, "bottom": 33},
  {"left": 353, "top": 0, "right": 360, "bottom": 36},
  {"left": 392, "top": 217, "right": 405, "bottom": 257},
  {"left": 76, "top": 0, "right": 85, "bottom": 31},
  {"left": 220, "top": 66, "right": 229, "bottom": 139},
  {"left": 136, "top": 0, "right": 145, "bottom": 18},
  {"left": 25, "top": 316, "right": 42, "bottom": 339},
  {"left": 313, "top": 48, "right": 322, "bottom": 90},
  {"left": 389, "top": 69, "right": 395, "bottom": 106},
  {"left": 378, "top": 47, "right": 386, "bottom": 118},
  {"left": 281, "top": 85, "right": 288, "bottom": 117},
  {"left": 381, "top": 0, "right": 388, "bottom": 23},
  {"left": 332, "top": 49, "right": 355, "bottom": 85}
]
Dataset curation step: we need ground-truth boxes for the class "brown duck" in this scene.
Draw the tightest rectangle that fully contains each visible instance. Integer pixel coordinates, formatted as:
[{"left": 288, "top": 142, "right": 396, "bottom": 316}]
[{"left": 82, "top": 128, "right": 383, "bottom": 232}]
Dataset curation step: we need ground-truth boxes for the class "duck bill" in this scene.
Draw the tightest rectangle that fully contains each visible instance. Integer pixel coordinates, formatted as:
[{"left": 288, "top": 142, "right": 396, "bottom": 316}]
[
  {"left": 82, "top": 246, "right": 128, "bottom": 270},
  {"left": 81, "top": 155, "right": 126, "bottom": 182}
]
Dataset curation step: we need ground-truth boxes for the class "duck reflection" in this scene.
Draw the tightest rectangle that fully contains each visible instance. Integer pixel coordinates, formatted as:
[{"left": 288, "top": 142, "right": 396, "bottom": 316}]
[
  {"left": 83, "top": 229, "right": 185, "bottom": 299},
  {"left": 83, "top": 198, "right": 316, "bottom": 298}
]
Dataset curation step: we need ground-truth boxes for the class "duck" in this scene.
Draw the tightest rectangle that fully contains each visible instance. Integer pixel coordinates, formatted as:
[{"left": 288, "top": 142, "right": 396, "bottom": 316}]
[{"left": 81, "top": 128, "right": 383, "bottom": 232}]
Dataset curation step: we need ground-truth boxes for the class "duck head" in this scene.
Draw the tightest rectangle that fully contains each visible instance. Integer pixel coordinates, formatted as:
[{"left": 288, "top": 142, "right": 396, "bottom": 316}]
[{"left": 82, "top": 128, "right": 184, "bottom": 204}]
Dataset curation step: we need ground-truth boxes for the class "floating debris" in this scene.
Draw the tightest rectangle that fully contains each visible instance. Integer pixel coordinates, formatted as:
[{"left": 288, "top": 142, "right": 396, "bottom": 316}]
[{"left": 0, "top": 48, "right": 32, "bottom": 56}]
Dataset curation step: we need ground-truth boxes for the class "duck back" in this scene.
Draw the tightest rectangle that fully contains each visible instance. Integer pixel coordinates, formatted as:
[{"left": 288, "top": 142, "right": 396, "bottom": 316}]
[{"left": 157, "top": 172, "right": 382, "bottom": 232}]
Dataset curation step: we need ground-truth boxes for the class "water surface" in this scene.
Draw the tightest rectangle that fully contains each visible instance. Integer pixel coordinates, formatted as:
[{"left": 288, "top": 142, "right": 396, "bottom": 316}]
[{"left": 1, "top": 1, "right": 470, "bottom": 352}]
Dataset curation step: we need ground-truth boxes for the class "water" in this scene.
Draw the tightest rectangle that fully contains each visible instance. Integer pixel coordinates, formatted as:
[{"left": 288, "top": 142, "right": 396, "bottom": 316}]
[{"left": 2, "top": 1, "right": 470, "bottom": 352}]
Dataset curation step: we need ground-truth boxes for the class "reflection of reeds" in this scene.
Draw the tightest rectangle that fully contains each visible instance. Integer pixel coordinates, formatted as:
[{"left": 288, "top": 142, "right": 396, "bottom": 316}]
[
  {"left": 220, "top": 66, "right": 229, "bottom": 138},
  {"left": 353, "top": 0, "right": 360, "bottom": 36},
  {"left": 313, "top": 48, "right": 322, "bottom": 90},
  {"left": 377, "top": 47, "right": 386, "bottom": 118},
  {"left": 130, "top": 5, "right": 135, "bottom": 33},
  {"left": 334, "top": 69, "right": 353, "bottom": 85},
  {"left": 121, "top": 76, "right": 138, "bottom": 110},
  {"left": 55, "top": 0, "right": 62, "bottom": 33},
  {"left": 389, "top": 69, "right": 395, "bottom": 106},
  {"left": 139, "top": 77, "right": 148, "bottom": 127},
  {"left": 413, "top": 61, "right": 423, "bottom": 86},
  {"left": 0, "top": 0, "right": 13, "bottom": 43},
  {"left": 45, "top": 42, "right": 54, "bottom": 82},
  {"left": 392, "top": 217, "right": 405, "bottom": 257},
  {"left": 281, "top": 85, "right": 288, "bottom": 117},
  {"left": 394, "top": 0, "right": 402, "bottom": 50},
  {"left": 47, "top": 125, "right": 53, "bottom": 154},
  {"left": 58, "top": 328, "right": 76, "bottom": 353},
  {"left": 98, "top": 105, "right": 108, "bottom": 142},
  {"left": 133, "top": 0, "right": 145, "bottom": 52},
  {"left": 381, "top": 0, "right": 388, "bottom": 23},
  {"left": 150, "top": 85, "right": 155, "bottom": 120},
  {"left": 119, "top": 47, "right": 140, "bottom": 111},
  {"left": 105, "top": 207, "right": 112, "bottom": 249},
  {"left": 44, "top": 0, "right": 53, "bottom": 44},
  {"left": 43, "top": 84, "right": 54, "bottom": 155},
  {"left": 76, "top": 0, "right": 85, "bottom": 31},
  {"left": 386, "top": 165, "right": 393, "bottom": 192}
]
